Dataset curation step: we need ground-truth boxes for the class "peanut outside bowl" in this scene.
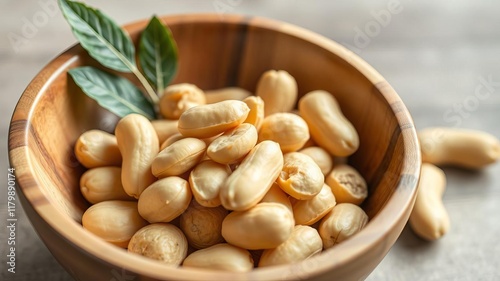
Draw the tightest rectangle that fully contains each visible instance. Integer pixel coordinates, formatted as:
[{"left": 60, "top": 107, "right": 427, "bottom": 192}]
[{"left": 8, "top": 14, "right": 420, "bottom": 281}]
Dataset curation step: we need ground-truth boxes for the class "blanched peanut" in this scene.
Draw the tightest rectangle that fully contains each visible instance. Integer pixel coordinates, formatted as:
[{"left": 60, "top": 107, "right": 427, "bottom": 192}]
[
  {"left": 319, "top": 203, "right": 368, "bottom": 249},
  {"left": 326, "top": 164, "right": 367, "bottom": 205},
  {"left": 409, "top": 163, "right": 450, "bottom": 241},
  {"left": 260, "top": 183, "right": 292, "bottom": 212},
  {"left": 189, "top": 160, "right": 231, "bottom": 207},
  {"left": 259, "top": 225, "right": 322, "bottom": 267},
  {"left": 115, "top": 114, "right": 159, "bottom": 198},
  {"left": 220, "top": 141, "right": 284, "bottom": 211},
  {"left": 80, "top": 167, "right": 133, "bottom": 204},
  {"left": 178, "top": 100, "right": 250, "bottom": 138},
  {"left": 152, "top": 138, "right": 206, "bottom": 178},
  {"left": 160, "top": 133, "right": 186, "bottom": 150},
  {"left": 183, "top": 243, "right": 254, "bottom": 272},
  {"left": 258, "top": 113, "right": 310, "bottom": 153},
  {"left": 201, "top": 134, "right": 221, "bottom": 146},
  {"left": 128, "top": 223, "right": 188, "bottom": 265},
  {"left": 138, "top": 176, "right": 192, "bottom": 223},
  {"left": 277, "top": 152, "right": 324, "bottom": 200},
  {"left": 256, "top": 70, "right": 297, "bottom": 115},
  {"left": 207, "top": 123, "right": 258, "bottom": 164},
  {"left": 205, "top": 87, "right": 252, "bottom": 104},
  {"left": 161, "top": 133, "right": 219, "bottom": 151},
  {"left": 301, "top": 137, "right": 316, "bottom": 150},
  {"left": 74, "top": 129, "right": 122, "bottom": 168},
  {"left": 299, "top": 90, "right": 359, "bottom": 157},
  {"left": 151, "top": 119, "right": 179, "bottom": 144},
  {"left": 418, "top": 127, "right": 500, "bottom": 169},
  {"left": 180, "top": 201, "right": 227, "bottom": 249},
  {"left": 299, "top": 146, "right": 333, "bottom": 175},
  {"left": 160, "top": 83, "right": 206, "bottom": 120},
  {"left": 222, "top": 203, "right": 294, "bottom": 250},
  {"left": 243, "top": 96, "right": 265, "bottom": 130},
  {"left": 82, "top": 201, "right": 147, "bottom": 248},
  {"left": 291, "top": 183, "right": 336, "bottom": 225}
]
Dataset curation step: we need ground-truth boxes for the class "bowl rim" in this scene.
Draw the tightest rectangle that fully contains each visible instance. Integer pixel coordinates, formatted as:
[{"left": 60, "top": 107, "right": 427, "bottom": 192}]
[{"left": 8, "top": 13, "right": 421, "bottom": 280}]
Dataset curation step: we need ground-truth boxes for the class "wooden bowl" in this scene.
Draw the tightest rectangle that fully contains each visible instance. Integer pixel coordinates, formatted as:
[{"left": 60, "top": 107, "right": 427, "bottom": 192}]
[{"left": 8, "top": 14, "right": 420, "bottom": 281}]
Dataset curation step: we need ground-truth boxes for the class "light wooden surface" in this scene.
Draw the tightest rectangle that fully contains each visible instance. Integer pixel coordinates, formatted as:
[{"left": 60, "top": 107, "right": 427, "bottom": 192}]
[{"left": 1, "top": 1, "right": 499, "bottom": 280}]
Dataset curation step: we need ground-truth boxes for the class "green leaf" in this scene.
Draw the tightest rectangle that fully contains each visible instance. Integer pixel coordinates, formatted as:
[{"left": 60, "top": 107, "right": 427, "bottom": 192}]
[
  {"left": 139, "top": 16, "right": 178, "bottom": 93},
  {"left": 68, "top": 67, "right": 155, "bottom": 119},
  {"left": 58, "top": 0, "right": 136, "bottom": 73}
]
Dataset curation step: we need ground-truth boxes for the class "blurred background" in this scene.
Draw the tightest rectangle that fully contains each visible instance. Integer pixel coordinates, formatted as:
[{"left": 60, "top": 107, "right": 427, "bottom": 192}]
[{"left": 1, "top": 0, "right": 499, "bottom": 280}]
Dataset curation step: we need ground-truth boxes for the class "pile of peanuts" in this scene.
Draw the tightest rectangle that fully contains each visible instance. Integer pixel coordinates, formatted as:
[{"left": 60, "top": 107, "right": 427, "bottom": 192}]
[{"left": 75, "top": 70, "right": 370, "bottom": 271}]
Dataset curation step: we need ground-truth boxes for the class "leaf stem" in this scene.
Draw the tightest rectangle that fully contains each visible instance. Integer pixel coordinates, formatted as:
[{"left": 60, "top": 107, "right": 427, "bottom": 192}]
[{"left": 132, "top": 67, "right": 159, "bottom": 105}]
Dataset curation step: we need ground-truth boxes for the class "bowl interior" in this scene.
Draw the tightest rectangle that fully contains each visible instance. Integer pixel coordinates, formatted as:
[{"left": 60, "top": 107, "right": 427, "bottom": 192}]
[{"left": 9, "top": 14, "right": 420, "bottom": 281}]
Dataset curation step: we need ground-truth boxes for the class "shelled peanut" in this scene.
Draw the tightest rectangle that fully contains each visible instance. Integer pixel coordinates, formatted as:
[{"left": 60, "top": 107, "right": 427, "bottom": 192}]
[
  {"left": 75, "top": 70, "right": 370, "bottom": 271},
  {"left": 410, "top": 127, "right": 500, "bottom": 241}
]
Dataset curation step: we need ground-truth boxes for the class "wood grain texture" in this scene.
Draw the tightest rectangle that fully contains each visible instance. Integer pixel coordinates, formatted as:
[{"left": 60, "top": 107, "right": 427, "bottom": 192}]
[{"left": 8, "top": 14, "right": 420, "bottom": 281}]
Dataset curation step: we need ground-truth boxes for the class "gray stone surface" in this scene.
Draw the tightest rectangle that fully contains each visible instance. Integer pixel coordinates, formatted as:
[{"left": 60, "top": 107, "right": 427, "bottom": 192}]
[{"left": 1, "top": 0, "right": 499, "bottom": 280}]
